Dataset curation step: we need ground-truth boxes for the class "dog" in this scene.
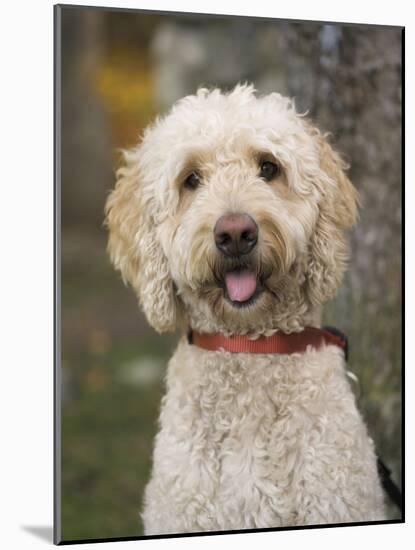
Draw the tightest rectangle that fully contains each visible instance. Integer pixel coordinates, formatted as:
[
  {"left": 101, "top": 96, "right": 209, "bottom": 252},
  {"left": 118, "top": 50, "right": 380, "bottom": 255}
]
[{"left": 105, "top": 84, "right": 386, "bottom": 534}]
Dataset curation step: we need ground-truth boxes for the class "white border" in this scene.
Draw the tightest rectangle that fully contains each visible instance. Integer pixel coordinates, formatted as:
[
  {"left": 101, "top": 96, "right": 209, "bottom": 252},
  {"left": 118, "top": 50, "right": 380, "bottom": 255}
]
[{"left": 1, "top": 0, "right": 410, "bottom": 548}]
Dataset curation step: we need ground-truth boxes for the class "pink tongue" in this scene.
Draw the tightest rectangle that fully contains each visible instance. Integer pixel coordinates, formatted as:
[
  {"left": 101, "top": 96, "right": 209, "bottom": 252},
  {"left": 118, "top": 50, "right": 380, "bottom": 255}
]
[{"left": 225, "top": 270, "right": 257, "bottom": 302}]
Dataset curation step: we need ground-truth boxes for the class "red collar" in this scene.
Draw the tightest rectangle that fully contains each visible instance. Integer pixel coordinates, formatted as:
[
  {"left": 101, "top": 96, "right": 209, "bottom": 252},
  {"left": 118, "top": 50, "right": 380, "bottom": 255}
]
[{"left": 190, "top": 326, "right": 347, "bottom": 356}]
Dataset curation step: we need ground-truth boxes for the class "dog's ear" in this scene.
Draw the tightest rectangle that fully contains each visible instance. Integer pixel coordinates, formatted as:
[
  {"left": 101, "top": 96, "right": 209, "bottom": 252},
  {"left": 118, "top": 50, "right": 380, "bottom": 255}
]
[
  {"left": 306, "top": 131, "right": 360, "bottom": 305},
  {"left": 105, "top": 150, "right": 178, "bottom": 333},
  {"left": 318, "top": 135, "right": 359, "bottom": 230}
]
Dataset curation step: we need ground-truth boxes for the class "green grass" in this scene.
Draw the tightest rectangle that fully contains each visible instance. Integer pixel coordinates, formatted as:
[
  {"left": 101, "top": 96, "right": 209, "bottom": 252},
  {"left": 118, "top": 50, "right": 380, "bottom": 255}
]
[{"left": 61, "top": 344, "right": 171, "bottom": 541}]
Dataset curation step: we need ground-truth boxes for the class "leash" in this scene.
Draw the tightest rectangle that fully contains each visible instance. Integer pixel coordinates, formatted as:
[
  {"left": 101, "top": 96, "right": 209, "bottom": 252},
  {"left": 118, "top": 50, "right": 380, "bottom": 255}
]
[{"left": 377, "top": 458, "right": 403, "bottom": 512}]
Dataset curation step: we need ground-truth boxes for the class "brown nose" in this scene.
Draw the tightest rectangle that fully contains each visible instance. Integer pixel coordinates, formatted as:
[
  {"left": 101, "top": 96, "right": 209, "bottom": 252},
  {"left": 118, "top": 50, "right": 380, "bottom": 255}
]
[{"left": 214, "top": 213, "right": 258, "bottom": 257}]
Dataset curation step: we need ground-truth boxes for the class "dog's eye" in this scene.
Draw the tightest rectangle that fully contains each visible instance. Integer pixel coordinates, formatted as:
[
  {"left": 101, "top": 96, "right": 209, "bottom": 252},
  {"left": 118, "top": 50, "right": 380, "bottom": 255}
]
[
  {"left": 184, "top": 172, "right": 201, "bottom": 190},
  {"left": 259, "top": 160, "right": 280, "bottom": 182}
]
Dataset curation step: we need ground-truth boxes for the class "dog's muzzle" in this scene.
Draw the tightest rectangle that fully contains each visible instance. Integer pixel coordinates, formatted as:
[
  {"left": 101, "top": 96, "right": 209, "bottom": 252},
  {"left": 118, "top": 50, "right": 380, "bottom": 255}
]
[{"left": 213, "top": 213, "right": 260, "bottom": 304}]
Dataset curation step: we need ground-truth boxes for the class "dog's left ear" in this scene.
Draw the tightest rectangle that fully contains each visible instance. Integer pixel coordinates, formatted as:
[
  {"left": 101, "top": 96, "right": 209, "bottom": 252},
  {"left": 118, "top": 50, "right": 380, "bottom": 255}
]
[{"left": 306, "top": 131, "right": 360, "bottom": 305}]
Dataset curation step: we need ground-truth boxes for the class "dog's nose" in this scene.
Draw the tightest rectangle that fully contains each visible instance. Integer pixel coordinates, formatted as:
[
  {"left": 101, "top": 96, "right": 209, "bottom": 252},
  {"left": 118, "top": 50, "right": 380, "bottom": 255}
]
[{"left": 214, "top": 213, "right": 258, "bottom": 257}]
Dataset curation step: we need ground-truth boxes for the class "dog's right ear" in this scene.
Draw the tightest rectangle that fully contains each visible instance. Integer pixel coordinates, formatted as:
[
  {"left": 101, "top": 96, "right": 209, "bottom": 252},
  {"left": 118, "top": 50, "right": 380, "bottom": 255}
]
[{"left": 105, "top": 149, "right": 178, "bottom": 333}]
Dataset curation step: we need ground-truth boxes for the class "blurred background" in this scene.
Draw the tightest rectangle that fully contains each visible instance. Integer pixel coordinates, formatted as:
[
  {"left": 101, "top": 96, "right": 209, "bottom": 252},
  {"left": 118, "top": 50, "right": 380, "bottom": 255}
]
[{"left": 58, "top": 5, "right": 402, "bottom": 542}]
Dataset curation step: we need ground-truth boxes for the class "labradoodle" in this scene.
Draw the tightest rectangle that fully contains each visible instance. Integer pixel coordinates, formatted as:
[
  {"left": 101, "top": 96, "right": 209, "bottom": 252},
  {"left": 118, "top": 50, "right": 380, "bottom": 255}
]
[{"left": 105, "top": 84, "right": 386, "bottom": 534}]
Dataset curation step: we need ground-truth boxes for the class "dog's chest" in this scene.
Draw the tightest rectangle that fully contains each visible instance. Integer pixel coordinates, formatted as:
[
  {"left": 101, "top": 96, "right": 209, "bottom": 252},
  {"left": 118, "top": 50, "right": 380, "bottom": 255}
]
[{"left": 147, "top": 340, "right": 357, "bottom": 530}]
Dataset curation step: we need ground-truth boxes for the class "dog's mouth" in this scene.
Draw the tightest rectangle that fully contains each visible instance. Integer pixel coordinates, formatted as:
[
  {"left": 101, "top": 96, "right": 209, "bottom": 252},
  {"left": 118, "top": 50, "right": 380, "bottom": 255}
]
[
  {"left": 205, "top": 255, "right": 274, "bottom": 309},
  {"left": 222, "top": 267, "right": 263, "bottom": 308}
]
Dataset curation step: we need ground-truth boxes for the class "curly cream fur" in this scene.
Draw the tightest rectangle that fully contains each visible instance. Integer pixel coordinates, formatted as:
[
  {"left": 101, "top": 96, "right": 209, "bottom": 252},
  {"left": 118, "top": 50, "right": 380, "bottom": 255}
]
[{"left": 105, "top": 84, "right": 385, "bottom": 533}]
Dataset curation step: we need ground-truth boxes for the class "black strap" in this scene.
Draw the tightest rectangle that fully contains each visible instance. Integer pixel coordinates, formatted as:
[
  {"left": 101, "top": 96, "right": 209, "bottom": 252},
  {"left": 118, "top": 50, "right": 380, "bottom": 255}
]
[
  {"left": 377, "top": 458, "right": 403, "bottom": 512},
  {"left": 323, "top": 325, "right": 349, "bottom": 361}
]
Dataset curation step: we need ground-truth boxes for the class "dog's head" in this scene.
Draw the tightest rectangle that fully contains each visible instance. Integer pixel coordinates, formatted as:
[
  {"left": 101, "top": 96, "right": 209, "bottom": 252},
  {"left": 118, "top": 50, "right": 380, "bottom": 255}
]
[{"left": 105, "top": 85, "right": 358, "bottom": 335}]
